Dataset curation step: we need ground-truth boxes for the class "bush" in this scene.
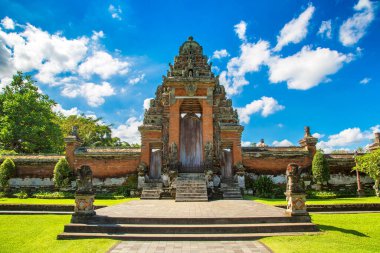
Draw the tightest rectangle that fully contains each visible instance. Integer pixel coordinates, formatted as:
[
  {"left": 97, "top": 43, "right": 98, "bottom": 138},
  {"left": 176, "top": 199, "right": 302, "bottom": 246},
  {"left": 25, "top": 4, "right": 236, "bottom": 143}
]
[
  {"left": 14, "top": 190, "right": 29, "bottom": 199},
  {"left": 245, "top": 175, "right": 254, "bottom": 190},
  {"left": 307, "top": 190, "right": 337, "bottom": 199},
  {"left": 125, "top": 174, "right": 138, "bottom": 189},
  {"left": 33, "top": 191, "right": 74, "bottom": 199},
  {"left": 53, "top": 158, "right": 72, "bottom": 188},
  {"left": 95, "top": 193, "right": 125, "bottom": 199},
  {"left": 253, "top": 175, "right": 275, "bottom": 198},
  {"left": 0, "top": 150, "right": 17, "bottom": 155},
  {"left": 312, "top": 150, "right": 330, "bottom": 186},
  {"left": 0, "top": 158, "right": 16, "bottom": 189}
]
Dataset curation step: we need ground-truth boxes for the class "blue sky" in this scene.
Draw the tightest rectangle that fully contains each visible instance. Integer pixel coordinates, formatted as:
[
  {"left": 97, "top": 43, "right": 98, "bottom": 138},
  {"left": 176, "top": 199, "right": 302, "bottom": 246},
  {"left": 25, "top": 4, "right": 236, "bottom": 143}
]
[{"left": 0, "top": 0, "right": 379, "bottom": 152}]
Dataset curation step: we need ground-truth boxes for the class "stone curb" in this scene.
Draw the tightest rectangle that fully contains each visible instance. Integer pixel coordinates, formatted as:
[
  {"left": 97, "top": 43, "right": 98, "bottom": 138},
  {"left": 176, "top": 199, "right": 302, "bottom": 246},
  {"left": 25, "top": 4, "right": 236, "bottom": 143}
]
[
  {"left": 0, "top": 204, "right": 106, "bottom": 211},
  {"left": 276, "top": 203, "right": 380, "bottom": 212}
]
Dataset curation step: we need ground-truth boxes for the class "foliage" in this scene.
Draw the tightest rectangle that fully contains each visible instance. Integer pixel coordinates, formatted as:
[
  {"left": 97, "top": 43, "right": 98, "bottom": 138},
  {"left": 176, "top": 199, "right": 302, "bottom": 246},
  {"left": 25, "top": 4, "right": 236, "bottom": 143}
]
[
  {"left": 245, "top": 196, "right": 380, "bottom": 205},
  {"left": 125, "top": 174, "right": 138, "bottom": 189},
  {"left": 244, "top": 175, "right": 254, "bottom": 190},
  {"left": 0, "top": 72, "right": 63, "bottom": 153},
  {"left": 0, "top": 158, "right": 16, "bottom": 189},
  {"left": 95, "top": 193, "right": 126, "bottom": 199},
  {"left": 33, "top": 191, "right": 74, "bottom": 199},
  {"left": 253, "top": 175, "right": 275, "bottom": 198},
  {"left": 307, "top": 190, "right": 337, "bottom": 199},
  {"left": 354, "top": 149, "right": 380, "bottom": 180},
  {"left": 312, "top": 150, "right": 330, "bottom": 185},
  {"left": 0, "top": 150, "right": 17, "bottom": 155},
  {"left": 0, "top": 197, "right": 135, "bottom": 206},
  {"left": 53, "top": 158, "right": 72, "bottom": 188},
  {"left": 14, "top": 190, "right": 29, "bottom": 199}
]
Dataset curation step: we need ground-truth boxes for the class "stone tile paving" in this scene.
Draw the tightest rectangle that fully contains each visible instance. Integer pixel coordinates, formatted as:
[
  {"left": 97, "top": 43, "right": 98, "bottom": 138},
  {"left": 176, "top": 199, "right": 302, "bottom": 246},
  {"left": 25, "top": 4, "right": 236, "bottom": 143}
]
[
  {"left": 109, "top": 241, "right": 272, "bottom": 253},
  {"left": 96, "top": 200, "right": 286, "bottom": 218}
]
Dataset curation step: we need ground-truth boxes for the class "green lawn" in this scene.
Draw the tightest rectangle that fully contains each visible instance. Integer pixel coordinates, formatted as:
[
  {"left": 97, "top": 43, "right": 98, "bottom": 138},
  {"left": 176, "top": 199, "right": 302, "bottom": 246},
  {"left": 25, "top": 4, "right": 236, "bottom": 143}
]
[
  {"left": 244, "top": 196, "right": 380, "bottom": 205},
  {"left": 261, "top": 213, "right": 380, "bottom": 253},
  {"left": 0, "top": 215, "right": 117, "bottom": 253},
  {"left": 0, "top": 197, "right": 138, "bottom": 206}
]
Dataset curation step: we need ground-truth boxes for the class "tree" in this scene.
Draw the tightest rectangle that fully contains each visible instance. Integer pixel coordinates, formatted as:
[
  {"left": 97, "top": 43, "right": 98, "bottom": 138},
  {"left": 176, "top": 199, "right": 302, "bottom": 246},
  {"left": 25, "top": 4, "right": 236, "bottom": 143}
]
[
  {"left": 312, "top": 150, "right": 330, "bottom": 190},
  {"left": 53, "top": 158, "right": 72, "bottom": 188},
  {"left": 354, "top": 149, "right": 380, "bottom": 197},
  {"left": 59, "top": 114, "right": 120, "bottom": 147},
  {"left": 0, "top": 72, "right": 63, "bottom": 153},
  {"left": 0, "top": 158, "right": 16, "bottom": 190}
]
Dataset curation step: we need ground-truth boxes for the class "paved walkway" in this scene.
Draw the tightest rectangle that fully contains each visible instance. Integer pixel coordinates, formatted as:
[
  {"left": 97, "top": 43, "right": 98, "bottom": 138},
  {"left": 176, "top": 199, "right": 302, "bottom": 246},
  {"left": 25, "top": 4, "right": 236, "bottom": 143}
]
[
  {"left": 96, "top": 200, "right": 286, "bottom": 218},
  {"left": 109, "top": 241, "right": 272, "bottom": 253}
]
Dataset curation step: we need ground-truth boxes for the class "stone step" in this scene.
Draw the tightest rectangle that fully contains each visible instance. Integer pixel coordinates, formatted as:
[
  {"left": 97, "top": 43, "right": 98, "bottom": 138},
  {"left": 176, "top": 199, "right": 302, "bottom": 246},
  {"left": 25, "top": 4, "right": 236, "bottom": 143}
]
[
  {"left": 58, "top": 231, "right": 320, "bottom": 240},
  {"left": 63, "top": 222, "right": 317, "bottom": 234},
  {"left": 77, "top": 215, "right": 312, "bottom": 225}
]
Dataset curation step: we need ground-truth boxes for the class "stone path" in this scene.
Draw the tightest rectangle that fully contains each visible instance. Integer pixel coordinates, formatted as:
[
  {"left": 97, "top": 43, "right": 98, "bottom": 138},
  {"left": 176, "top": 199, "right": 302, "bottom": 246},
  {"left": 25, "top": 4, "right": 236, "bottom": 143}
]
[{"left": 109, "top": 240, "right": 272, "bottom": 253}]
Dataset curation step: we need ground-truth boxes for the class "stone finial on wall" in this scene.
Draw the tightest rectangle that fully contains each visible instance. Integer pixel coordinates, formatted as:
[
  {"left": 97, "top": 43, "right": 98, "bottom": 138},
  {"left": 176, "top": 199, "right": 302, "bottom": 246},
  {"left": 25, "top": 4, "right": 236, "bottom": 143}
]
[
  {"left": 299, "top": 126, "right": 318, "bottom": 156},
  {"left": 369, "top": 132, "right": 380, "bottom": 151}
]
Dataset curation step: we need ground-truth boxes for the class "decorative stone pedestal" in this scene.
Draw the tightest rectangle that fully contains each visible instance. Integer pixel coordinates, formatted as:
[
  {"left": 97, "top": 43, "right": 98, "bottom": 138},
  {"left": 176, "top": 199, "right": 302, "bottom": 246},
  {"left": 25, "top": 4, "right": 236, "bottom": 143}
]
[
  {"left": 285, "top": 192, "right": 308, "bottom": 216},
  {"left": 74, "top": 194, "right": 95, "bottom": 215}
]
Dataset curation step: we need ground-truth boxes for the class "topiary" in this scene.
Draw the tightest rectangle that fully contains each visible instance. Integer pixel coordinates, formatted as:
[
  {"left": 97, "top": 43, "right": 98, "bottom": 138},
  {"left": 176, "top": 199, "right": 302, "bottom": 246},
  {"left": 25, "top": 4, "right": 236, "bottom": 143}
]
[
  {"left": 253, "top": 175, "right": 275, "bottom": 198},
  {"left": 0, "top": 158, "right": 16, "bottom": 189},
  {"left": 53, "top": 158, "right": 72, "bottom": 188},
  {"left": 312, "top": 150, "right": 330, "bottom": 189}
]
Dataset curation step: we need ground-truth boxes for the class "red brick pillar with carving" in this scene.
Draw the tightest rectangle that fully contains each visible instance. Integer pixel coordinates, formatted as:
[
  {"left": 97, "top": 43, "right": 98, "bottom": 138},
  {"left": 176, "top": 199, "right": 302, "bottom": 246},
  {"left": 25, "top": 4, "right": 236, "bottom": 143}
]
[
  {"left": 201, "top": 100, "right": 213, "bottom": 152},
  {"left": 169, "top": 99, "right": 182, "bottom": 159},
  {"left": 64, "top": 136, "right": 81, "bottom": 169}
]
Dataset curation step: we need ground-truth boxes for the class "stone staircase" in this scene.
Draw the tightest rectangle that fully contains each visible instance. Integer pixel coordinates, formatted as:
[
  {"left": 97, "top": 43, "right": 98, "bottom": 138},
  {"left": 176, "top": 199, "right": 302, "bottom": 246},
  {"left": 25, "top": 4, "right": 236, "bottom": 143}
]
[
  {"left": 140, "top": 181, "right": 163, "bottom": 200},
  {"left": 221, "top": 179, "right": 243, "bottom": 200},
  {"left": 58, "top": 214, "right": 319, "bottom": 240},
  {"left": 175, "top": 173, "right": 208, "bottom": 202}
]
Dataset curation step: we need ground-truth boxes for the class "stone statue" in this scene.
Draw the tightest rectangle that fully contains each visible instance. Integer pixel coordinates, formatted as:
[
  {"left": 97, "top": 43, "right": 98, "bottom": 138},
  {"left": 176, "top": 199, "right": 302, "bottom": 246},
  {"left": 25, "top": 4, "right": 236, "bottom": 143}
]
[
  {"left": 304, "top": 126, "right": 311, "bottom": 137},
  {"left": 71, "top": 125, "right": 79, "bottom": 137},
  {"left": 286, "top": 163, "right": 304, "bottom": 193},
  {"left": 76, "top": 165, "right": 93, "bottom": 194},
  {"left": 137, "top": 162, "right": 148, "bottom": 176}
]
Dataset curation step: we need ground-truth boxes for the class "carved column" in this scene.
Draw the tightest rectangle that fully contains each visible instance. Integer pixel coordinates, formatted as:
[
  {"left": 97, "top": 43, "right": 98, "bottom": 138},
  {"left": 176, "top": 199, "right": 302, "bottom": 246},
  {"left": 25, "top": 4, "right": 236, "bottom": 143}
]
[
  {"left": 64, "top": 135, "right": 81, "bottom": 170},
  {"left": 169, "top": 99, "right": 182, "bottom": 159},
  {"left": 201, "top": 100, "right": 213, "bottom": 155}
]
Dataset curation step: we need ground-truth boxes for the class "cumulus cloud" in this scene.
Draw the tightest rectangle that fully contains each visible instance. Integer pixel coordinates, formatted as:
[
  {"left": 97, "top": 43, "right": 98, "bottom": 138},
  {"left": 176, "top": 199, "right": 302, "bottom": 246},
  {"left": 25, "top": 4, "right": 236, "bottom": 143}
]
[
  {"left": 109, "top": 4, "right": 122, "bottom": 20},
  {"left": 143, "top": 98, "right": 153, "bottom": 110},
  {"left": 339, "top": 0, "right": 375, "bottom": 46},
  {"left": 129, "top": 74, "right": 145, "bottom": 85},
  {"left": 318, "top": 20, "right": 332, "bottom": 38},
  {"left": 91, "top": 30, "right": 104, "bottom": 41},
  {"left": 52, "top": 104, "right": 81, "bottom": 116},
  {"left": 268, "top": 46, "right": 351, "bottom": 90},
  {"left": 1, "top": 16, "right": 15, "bottom": 30},
  {"left": 237, "top": 96, "right": 285, "bottom": 124},
  {"left": 220, "top": 39, "right": 270, "bottom": 95},
  {"left": 360, "top": 77, "right": 371, "bottom": 84},
  {"left": 234, "top": 21, "right": 247, "bottom": 41},
  {"left": 317, "top": 125, "right": 379, "bottom": 152},
  {"left": 61, "top": 81, "right": 115, "bottom": 107},
  {"left": 272, "top": 139, "right": 293, "bottom": 147},
  {"left": 112, "top": 117, "right": 142, "bottom": 144},
  {"left": 78, "top": 51, "right": 129, "bottom": 79},
  {"left": 212, "top": 49, "right": 230, "bottom": 59},
  {"left": 313, "top": 133, "right": 325, "bottom": 139},
  {"left": 274, "top": 4, "right": 315, "bottom": 51},
  {"left": 241, "top": 141, "right": 253, "bottom": 146}
]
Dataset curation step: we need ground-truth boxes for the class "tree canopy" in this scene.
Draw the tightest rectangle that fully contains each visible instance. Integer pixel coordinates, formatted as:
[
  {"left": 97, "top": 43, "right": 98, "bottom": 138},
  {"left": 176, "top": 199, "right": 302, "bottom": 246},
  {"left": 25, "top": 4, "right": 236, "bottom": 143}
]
[
  {"left": 312, "top": 150, "right": 330, "bottom": 184},
  {"left": 0, "top": 72, "right": 63, "bottom": 153},
  {"left": 354, "top": 149, "right": 380, "bottom": 180}
]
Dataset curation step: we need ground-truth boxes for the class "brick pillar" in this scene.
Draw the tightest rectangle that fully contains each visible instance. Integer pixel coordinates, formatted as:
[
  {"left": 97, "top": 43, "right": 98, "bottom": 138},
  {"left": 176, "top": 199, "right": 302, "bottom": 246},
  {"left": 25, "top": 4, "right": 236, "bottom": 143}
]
[
  {"left": 232, "top": 140, "right": 242, "bottom": 164},
  {"left": 140, "top": 133, "right": 150, "bottom": 166},
  {"left": 201, "top": 100, "right": 213, "bottom": 150},
  {"left": 169, "top": 100, "right": 181, "bottom": 158},
  {"left": 64, "top": 136, "right": 81, "bottom": 169}
]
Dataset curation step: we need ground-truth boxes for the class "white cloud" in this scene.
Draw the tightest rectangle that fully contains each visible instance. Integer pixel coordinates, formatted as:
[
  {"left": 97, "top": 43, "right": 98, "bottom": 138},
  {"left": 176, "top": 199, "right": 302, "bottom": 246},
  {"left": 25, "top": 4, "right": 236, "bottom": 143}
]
[
  {"left": 339, "top": 0, "right": 375, "bottom": 46},
  {"left": 78, "top": 51, "right": 129, "bottom": 79},
  {"left": 143, "top": 98, "right": 153, "bottom": 110},
  {"left": 52, "top": 104, "right": 80, "bottom": 117},
  {"left": 241, "top": 141, "right": 253, "bottom": 146},
  {"left": 112, "top": 117, "right": 142, "bottom": 144},
  {"left": 318, "top": 20, "right": 332, "bottom": 39},
  {"left": 237, "top": 96, "right": 285, "bottom": 124},
  {"left": 212, "top": 49, "right": 230, "bottom": 59},
  {"left": 274, "top": 4, "right": 315, "bottom": 51},
  {"left": 317, "top": 126, "right": 378, "bottom": 152},
  {"left": 312, "top": 133, "right": 325, "bottom": 139},
  {"left": 360, "top": 77, "right": 371, "bottom": 84},
  {"left": 268, "top": 46, "right": 351, "bottom": 90},
  {"left": 91, "top": 30, "right": 104, "bottom": 41},
  {"left": 1, "top": 16, "right": 15, "bottom": 30},
  {"left": 272, "top": 139, "right": 293, "bottom": 147},
  {"left": 109, "top": 4, "right": 122, "bottom": 20},
  {"left": 277, "top": 123, "right": 284, "bottom": 128},
  {"left": 220, "top": 40, "right": 270, "bottom": 95},
  {"left": 129, "top": 73, "right": 145, "bottom": 85},
  {"left": 61, "top": 81, "right": 115, "bottom": 107},
  {"left": 234, "top": 21, "right": 247, "bottom": 41}
]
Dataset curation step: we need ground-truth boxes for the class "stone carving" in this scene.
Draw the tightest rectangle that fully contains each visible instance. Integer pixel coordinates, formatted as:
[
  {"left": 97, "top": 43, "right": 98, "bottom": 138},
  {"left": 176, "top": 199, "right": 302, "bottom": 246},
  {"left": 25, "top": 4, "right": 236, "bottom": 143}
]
[
  {"left": 137, "top": 162, "right": 148, "bottom": 177},
  {"left": 204, "top": 142, "right": 213, "bottom": 171},
  {"left": 285, "top": 163, "right": 304, "bottom": 193},
  {"left": 76, "top": 165, "right": 93, "bottom": 194},
  {"left": 285, "top": 163, "right": 307, "bottom": 216},
  {"left": 233, "top": 162, "right": 246, "bottom": 176},
  {"left": 304, "top": 126, "right": 311, "bottom": 137},
  {"left": 185, "top": 82, "right": 197, "bottom": 96},
  {"left": 169, "top": 142, "right": 181, "bottom": 171},
  {"left": 71, "top": 125, "right": 79, "bottom": 137}
]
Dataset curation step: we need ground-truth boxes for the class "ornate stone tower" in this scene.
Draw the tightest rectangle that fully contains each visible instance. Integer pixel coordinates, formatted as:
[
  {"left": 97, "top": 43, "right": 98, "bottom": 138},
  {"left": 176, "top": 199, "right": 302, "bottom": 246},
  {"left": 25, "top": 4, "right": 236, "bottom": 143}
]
[{"left": 139, "top": 36, "right": 243, "bottom": 179}]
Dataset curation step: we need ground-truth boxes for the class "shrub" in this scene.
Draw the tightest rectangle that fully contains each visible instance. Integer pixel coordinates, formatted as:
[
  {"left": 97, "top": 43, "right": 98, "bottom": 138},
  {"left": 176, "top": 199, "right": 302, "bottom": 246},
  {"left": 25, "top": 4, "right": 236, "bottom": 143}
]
[
  {"left": 53, "top": 158, "right": 72, "bottom": 188},
  {"left": 307, "top": 190, "right": 337, "bottom": 199},
  {"left": 253, "top": 175, "right": 275, "bottom": 198},
  {"left": 245, "top": 175, "right": 254, "bottom": 190},
  {"left": 0, "top": 158, "right": 16, "bottom": 189},
  {"left": 95, "top": 193, "right": 125, "bottom": 199},
  {"left": 33, "top": 191, "right": 74, "bottom": 199},
  {"left": 0, "top": 150, "right": 17, "bottom": 155},
  {"left": 125, "top": 174, "right": 138, "bottom": 189},
  {"left": 14, "top": 190, "right": 29, "bottom": 199},
  {"left": 312, "top": 150, "right": 330, "bottom": 186}
]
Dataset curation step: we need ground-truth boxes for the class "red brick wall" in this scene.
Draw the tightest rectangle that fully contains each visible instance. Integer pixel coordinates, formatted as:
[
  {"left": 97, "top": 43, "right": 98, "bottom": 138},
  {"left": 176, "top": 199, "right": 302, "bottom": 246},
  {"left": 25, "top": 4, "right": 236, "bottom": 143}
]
[{"left": 15, "top": 162, "right": 56, "bottom": 178}]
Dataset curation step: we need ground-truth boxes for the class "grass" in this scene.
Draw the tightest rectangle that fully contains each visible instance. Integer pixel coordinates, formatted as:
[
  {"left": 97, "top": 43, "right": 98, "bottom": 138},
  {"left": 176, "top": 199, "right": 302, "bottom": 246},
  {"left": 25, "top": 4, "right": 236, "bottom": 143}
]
[
  {"left": 0, "top": 197, "right": 138, "bottom": 206},
  {"left": 0, "top": 215, "right": 117, "bottom": 253},
  {"left": 261, "top": 213, "right": 380, "bottom": 253},
  {"left": 244, "top": 196, "right": 380, "bottom": 206}
]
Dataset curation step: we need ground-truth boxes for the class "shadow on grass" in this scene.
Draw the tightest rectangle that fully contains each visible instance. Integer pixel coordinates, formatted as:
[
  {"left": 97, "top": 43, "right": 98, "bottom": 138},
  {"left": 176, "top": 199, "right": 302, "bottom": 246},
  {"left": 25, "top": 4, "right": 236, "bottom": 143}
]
[{"left": 318, "top": 224, "right": 369, "bottom": 237}]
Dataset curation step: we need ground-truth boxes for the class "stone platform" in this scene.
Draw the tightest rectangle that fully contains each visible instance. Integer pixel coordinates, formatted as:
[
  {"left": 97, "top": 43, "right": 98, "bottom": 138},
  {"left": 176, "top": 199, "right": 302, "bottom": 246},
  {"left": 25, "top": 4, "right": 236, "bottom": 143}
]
[{"left": 58, "top": 200, "right": 318, "bottom": 240}]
